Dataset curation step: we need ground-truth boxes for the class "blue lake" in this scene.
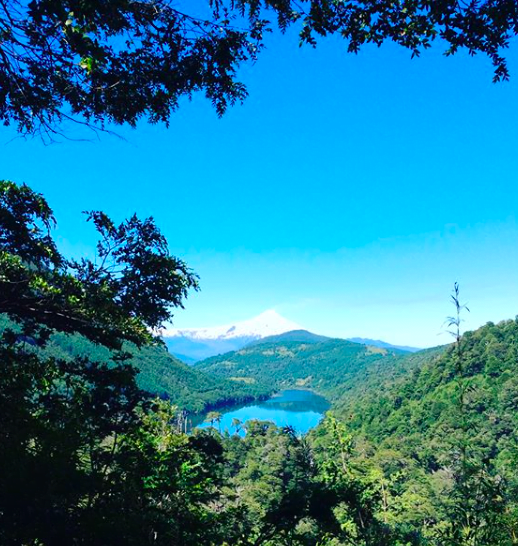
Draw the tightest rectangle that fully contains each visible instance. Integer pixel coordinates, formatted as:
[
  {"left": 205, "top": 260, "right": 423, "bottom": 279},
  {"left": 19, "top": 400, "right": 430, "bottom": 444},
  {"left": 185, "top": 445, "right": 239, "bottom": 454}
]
[{"left": 196, "top": 389, "right": 330, "bottom": 435}]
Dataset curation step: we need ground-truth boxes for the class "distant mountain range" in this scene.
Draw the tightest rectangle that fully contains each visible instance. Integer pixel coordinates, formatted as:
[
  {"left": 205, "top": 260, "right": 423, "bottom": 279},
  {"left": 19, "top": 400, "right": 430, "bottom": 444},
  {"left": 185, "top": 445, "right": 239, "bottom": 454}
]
[
  {"left": 195, "top": 330, "right": 430, "bottom": 405},
  {"left": 162, "top": 310, "right": 421, "bottom": 363},
  {"left": 161, "top": 310, "right": 301, "bottom": 362},
  {"left": 347, "top": 337, "right": 421, "bottom": 353}
]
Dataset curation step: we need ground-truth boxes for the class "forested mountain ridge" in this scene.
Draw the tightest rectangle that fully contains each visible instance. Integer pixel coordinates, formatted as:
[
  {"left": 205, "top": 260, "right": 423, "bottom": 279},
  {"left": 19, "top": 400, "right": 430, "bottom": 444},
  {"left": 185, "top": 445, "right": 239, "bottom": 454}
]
[
  {"left": 196, "top": 337, "right": 425, "bottom": 404},
  {"left": 246, "top": 329, "right": 331, "bottom": 346},
  {"left": 307, "top": 318, "right": 518, "bottom": 543},
  {"left": 345, "top": 319, "right": 518, "bottom": 464},
  {"left": 0, "top": 315, "right": 270, "bottom": 413}
]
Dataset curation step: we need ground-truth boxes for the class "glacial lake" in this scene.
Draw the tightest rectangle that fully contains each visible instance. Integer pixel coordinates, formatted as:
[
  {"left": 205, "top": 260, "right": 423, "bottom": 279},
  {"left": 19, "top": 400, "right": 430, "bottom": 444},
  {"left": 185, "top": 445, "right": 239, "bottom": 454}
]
[{"left": 195, "top": 389, "right": 330, "bottom": 435}]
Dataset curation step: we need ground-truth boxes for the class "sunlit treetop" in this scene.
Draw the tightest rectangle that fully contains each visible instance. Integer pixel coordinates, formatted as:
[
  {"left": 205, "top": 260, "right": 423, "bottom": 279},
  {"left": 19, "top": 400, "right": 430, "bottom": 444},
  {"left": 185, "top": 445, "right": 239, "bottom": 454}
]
[
  {"left": 0, "top": 181, "right": 199, "bottom": 348},
  {"left": 0, "top": 0, "right": 516, "bottom": 137}
]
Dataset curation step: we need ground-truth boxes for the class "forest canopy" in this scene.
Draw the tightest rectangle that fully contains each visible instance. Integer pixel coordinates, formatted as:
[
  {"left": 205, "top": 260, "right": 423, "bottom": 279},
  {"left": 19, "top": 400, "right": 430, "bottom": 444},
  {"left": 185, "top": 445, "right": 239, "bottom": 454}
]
[
  {"left": 0, "top": 181, "right": 413, "bottom": 545},
  {"left": 1, "top": 0, "right": 516, "bottom": 136},
  {"left": 1, "top": 181, "right": 518, "bottom": 544}
]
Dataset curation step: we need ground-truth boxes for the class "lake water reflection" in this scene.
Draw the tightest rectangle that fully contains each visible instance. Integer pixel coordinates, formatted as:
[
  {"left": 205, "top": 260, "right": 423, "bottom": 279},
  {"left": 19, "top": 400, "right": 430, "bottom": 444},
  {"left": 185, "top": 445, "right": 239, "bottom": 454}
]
[{"left": 196, "top": 389, "right": 330, "bottom": 435}]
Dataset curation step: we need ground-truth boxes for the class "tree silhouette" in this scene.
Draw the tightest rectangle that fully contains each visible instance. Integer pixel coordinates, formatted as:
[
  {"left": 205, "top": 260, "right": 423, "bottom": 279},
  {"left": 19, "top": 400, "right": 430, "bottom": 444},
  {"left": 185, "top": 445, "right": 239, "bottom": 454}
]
[{"left": 0, "top": 0, "right": 516, "bottom": 137}]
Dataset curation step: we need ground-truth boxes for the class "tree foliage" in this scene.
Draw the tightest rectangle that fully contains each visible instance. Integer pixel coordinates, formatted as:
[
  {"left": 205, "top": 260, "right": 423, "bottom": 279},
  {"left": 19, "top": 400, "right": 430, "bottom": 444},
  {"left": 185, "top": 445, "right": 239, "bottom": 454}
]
[
  {"left": 0, "top": 181, "right": 206, "bottom": 544},
  {"left": 3, "top": 181, "right": 518, "bottom": 545},
  {"left": 340, "top": 317, "right": 518, "bottom": 544},
  {"left": 0, "top": 0, "right": 516, "bottom": 136},
  {"left": 0, "top": 180, "right": 198, "bottom": 348}
]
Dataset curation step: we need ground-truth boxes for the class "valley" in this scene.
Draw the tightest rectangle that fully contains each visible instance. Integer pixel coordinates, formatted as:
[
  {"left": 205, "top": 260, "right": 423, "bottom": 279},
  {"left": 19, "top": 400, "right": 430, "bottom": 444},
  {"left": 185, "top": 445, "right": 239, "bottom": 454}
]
[
  {"left": 4, "top": 288, "right": 518, "bottom": 543},
  {"left": 195, "top": 329, "right": 429, "bottom": 408}
]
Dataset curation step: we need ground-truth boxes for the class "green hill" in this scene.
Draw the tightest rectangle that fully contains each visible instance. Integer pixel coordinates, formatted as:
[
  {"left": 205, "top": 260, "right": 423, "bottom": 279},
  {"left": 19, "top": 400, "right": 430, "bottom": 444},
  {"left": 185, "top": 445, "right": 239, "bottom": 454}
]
[
  {"left": 196, "top": 337, "right": 423, "bottom": 404},
  {"left": 53, "top": 334, "right": 270, "bottom": 413},
  {"left": 246, "top": 329, "right": 331, "bottom": 346},
  {"left": 344, "top": 319, "right": 518, "bottom": 466},
  {"left": 0, "top": 316, "right": 269, "bottom": 413},
  {"left": 307, "top": 319, "right": 518, "bottom": 541}
]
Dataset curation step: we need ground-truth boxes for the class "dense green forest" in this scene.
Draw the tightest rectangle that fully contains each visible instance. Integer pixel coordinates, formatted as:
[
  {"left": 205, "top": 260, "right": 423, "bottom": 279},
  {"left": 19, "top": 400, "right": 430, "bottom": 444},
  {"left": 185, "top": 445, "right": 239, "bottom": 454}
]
[
  {"left": 196, "top": 331, "right": 440, "bottom": 406},
  {"left": 334, "top": 318, "right": 518, "bottom": 543},
  {"left": 197, "top": 320, "right": 518, "bottom": 543},
  {"left": 0, "top": 315, "right": 270, "bottom": 414},
  {"left": 2, "top": 181, "right": 518, "bottom": 545}
]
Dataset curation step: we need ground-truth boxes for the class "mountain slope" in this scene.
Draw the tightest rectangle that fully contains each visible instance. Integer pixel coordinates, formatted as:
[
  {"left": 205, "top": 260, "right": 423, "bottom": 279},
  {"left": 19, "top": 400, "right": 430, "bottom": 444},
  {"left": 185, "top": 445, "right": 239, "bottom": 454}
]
[
  {"left": 347, "top": 337, "right": 421, "bottom": 353},
  {"left": 345, "top": 319, "right": 518, "bottom": 462},
  {"left": 196, "top": 337, "right": 418, "bottom": 404},
  {"left": 303, "top": 319, "right": 518, "bottom": 540},
  {"left": 49, "top": 333, "right": 271, "bottom": 413},
  {"left": 246, "top": 329, "right": 330, "bottom": 346},
  {"left": 0, "top": 315, "right": 268, "bottom": 413}
]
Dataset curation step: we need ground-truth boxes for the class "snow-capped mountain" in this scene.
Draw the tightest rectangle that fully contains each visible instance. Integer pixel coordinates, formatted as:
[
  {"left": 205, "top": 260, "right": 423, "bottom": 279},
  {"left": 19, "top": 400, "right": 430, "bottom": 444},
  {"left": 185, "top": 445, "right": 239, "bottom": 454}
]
[
  {"left": 161, "top": 310, "right": 421, "bottom": 364},
  {"left": 163, "top": 310, "right": 301, "bottom": 341},
  {"left": 161, "top": 310, "right": 302, "bottom": 363}
]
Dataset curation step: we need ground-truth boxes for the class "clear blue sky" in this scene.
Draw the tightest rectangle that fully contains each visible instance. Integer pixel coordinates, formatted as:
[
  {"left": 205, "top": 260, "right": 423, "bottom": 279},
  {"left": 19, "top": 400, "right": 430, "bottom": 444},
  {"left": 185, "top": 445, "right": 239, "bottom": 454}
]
[{"left": 2, "top": 29, "right": 518, "bottom": 347}]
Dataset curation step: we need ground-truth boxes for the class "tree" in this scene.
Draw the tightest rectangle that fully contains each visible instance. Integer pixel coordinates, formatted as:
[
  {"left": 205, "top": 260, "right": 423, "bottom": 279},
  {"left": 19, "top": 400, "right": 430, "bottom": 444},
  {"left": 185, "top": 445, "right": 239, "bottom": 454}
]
[
  {"left": 206, "top": 410, "right": 223, "bottom": 432},
  {"left": 225, "top": 421, "right": 316, "bottom": 545},
  {"left": 0, "top": 180, "right": 199, "bottom": 348},
  {"left": 0, "top": 0, "right": 516, "bottom": 138},
  {"left": 231, "top": 417, "right": 243, "bottom": 435},
  {"left": 0, "top": 181, "right": 213, "bottom": 545}
]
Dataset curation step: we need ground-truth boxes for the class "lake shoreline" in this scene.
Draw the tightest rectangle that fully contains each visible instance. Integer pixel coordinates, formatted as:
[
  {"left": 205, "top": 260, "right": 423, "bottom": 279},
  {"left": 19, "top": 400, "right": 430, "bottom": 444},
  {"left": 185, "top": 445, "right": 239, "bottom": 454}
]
[{"left": 193, "top": 389, "right": 331, "bottom": 435}]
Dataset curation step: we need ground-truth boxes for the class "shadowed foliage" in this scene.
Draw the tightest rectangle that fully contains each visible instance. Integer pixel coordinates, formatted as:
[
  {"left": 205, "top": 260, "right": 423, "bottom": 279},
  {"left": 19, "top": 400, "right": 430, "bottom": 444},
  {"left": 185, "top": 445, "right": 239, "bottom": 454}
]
[{"left": 0, "top": 0, "right": 516, "bottom": 137}]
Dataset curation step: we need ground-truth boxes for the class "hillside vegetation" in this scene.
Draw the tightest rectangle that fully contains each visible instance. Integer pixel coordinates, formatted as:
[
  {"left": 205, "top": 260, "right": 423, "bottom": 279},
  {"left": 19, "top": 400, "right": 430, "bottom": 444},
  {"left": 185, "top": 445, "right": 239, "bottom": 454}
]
[
  {"left": 0, "top": 315, "right": 269, "bottom": 414},
  {"left": 194, "top": 319, "right": 518, "bottom": 542},
  {"left": 306, "top": 318, "right": 518, "bottom": 544},
  {"left": 343, "top": 319, "right": 518, "bottom": 462},
  {"left": 196, "top": 332, "right": 433, "bottom": 405}
]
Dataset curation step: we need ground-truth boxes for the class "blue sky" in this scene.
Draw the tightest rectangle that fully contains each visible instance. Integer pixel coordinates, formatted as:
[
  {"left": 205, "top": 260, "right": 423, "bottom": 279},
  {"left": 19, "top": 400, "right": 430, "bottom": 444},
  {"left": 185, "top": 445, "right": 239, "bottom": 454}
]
[{"left": 2, "top": 29, "right": 518, "bottom": 347}]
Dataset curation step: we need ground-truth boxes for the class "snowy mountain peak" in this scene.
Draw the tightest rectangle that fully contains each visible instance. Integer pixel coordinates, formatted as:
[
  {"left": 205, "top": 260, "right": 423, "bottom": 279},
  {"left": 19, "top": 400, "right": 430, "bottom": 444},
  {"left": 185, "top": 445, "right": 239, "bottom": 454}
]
[{"left": 162, "top": 309, "right": 302, "bottom": 342}]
